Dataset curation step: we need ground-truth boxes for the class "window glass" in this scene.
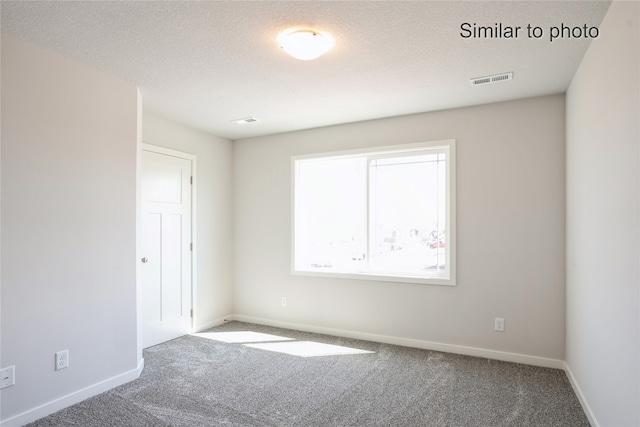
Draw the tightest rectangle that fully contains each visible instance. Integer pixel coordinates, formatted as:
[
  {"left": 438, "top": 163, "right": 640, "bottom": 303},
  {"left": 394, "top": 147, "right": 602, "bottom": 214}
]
[{"left": 293, "top": 140, "right": 455, "bottom": 285}]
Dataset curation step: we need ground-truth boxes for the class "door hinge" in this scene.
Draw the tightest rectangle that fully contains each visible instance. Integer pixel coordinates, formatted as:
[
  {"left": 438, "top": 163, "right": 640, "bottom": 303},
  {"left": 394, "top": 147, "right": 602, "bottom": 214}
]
[
  {"left": 190, "top": 309, "right": 193, "bottom": 318},
  {"left": 190, "top": 243, "right": 193, "bottom": 251},
  {"left": 190, "top": 176, "right": 193, "bottom": 185}
]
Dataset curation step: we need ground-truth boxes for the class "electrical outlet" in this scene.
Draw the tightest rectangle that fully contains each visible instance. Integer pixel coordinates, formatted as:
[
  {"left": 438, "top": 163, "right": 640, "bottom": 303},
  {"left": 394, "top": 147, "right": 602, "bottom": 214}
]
[
  {"left": 281, "top": 297, "right": 287, "bottom": 307},
  {"left": 495, "top": 317, "right": 505, "bottom": 332},
  {"left": 55, "top": 350, "right": 69, "bottom": 370},
  {"left": 0, "top": 366, "right": 15, "bottom": 389}
]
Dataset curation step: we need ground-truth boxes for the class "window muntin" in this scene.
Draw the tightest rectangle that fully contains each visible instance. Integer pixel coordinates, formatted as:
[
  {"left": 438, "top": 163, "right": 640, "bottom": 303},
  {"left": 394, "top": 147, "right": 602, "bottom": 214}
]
[{"left": 293, "top": 140, "right": 455, "bottom": 285}]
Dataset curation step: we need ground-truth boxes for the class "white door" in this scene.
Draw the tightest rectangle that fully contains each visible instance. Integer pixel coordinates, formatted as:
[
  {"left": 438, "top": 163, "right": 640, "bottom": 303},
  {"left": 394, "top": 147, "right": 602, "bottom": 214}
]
[{"left": 141, "top": 147, "right": 193, "bottom": 348}]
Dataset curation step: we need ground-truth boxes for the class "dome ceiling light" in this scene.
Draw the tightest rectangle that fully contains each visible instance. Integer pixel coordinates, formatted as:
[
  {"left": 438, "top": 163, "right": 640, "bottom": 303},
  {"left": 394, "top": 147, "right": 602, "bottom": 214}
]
[{"left": 277, "top": 29, "right": 334, "bottom": 60}]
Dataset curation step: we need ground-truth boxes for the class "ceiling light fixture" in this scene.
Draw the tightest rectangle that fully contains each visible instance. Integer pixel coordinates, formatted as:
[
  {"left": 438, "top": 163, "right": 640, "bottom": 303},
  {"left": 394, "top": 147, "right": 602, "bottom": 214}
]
[{"left": 277, "top": 29, "right": 334, "bottom": 60}]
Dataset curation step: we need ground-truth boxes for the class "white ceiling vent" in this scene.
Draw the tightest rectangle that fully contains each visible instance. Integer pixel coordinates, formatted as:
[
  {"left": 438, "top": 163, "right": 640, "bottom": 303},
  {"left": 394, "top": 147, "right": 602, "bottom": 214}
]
[
  {"left": 470, "top": 72, "right": 513, "bottom": 87},
  {"left": 232, "top": 117, "right": 259, "bottom": 124}
]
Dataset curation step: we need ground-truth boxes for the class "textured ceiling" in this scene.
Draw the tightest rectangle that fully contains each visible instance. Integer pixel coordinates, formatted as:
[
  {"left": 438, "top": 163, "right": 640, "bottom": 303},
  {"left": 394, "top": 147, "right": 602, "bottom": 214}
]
[{"left": 1, "top": 1, "right": 611, "bottom": 140}]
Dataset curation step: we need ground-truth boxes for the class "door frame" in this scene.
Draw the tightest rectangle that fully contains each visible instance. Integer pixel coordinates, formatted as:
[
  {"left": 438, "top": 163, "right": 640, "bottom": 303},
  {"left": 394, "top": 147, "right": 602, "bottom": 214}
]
[{"left": 138, "top": 143, "right": 197, "bottom": 348}]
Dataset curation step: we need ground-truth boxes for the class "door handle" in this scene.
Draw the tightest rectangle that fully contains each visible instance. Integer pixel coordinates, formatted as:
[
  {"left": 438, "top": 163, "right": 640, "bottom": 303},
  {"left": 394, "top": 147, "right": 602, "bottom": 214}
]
[{"left": 141, "top": 257, "right": 149, "bottom": 263}]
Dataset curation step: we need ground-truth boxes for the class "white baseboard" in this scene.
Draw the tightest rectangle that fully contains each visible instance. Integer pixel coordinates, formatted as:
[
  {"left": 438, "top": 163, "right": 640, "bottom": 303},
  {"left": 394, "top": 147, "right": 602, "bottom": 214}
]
[
  {"left": 229, "top": 314, "right": 565, "bottom": 369},
  {"left": 1, "top": 358, "right": 145, "bottom": 427},
  {"left": 564, "top": 362, "right": 599, "bottom": 427},
  {"left": 194, "top": 315, "right": 231, "bottom": 333}
]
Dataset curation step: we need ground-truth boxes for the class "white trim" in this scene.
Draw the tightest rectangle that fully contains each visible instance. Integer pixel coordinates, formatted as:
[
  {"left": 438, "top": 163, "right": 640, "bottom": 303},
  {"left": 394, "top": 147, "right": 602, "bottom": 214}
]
[
  {"left": 190, "top": 156, "right": 197, "bottom": 331},
  {"left": 564, "top": 362, "right": 600, "bottom": 427},
  {"left": 193, "top": 316, "right": 230, "bottom": 333},
  {"left": 229, "top": 314, "right": 564, "bottom": 369},
  {"left": 447, "top": 141, "right": 456, "bottom": 285},
  {"left": 291, "top": 270, "right": 455, "bottom": 286},
  {"left": 0, "top": 360, "right": 144, "bottom": 427},
  {"left": 291, "top": 139, "right": 455, "bottom": 162},
  {"left": 141, "top": 143, "right": 197, "bottom": 162},
  {"left": 135, "top": 89, "right": 143, "bottom": 365}
]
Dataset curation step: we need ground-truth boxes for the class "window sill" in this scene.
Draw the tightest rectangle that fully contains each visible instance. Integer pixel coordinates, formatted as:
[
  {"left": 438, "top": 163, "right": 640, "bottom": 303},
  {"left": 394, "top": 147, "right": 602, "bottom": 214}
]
[{"left": 291, "top": 269, "right": 456, "bottom": 286}]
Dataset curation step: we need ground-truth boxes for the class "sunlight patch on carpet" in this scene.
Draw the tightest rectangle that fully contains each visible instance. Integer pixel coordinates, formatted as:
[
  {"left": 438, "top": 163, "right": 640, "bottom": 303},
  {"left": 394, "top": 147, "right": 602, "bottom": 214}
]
[
  {"left": 245, "top": 341, "right": 375, "bottom": 357},
  {"left": 193, "top": 331, "right": 295, "bottom": 343}
]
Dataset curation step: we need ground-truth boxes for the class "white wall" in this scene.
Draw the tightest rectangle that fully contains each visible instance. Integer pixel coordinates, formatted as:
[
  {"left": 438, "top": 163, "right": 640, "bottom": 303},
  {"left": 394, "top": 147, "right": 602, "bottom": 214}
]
[
  {"left": 565, "top": 1, "right": 640, "bottom": 426},
  {"left": 142, "top": 110, "right": 233, "bottom": 329},
  {"left": 0, "top": 34, "right": 140, "bottom": 424},
  {"left": 233, "top": 94, "right": 566, "bottom": 362}
]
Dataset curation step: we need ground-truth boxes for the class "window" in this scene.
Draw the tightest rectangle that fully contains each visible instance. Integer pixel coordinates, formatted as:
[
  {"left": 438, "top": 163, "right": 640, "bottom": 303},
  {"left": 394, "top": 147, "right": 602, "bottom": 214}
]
[{"left": 292, "top": 140, "right": 455, "bottom": 285}]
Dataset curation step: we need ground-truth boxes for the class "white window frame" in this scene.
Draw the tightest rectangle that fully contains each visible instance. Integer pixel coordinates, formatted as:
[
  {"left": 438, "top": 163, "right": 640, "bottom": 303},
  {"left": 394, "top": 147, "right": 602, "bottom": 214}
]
[{"left": 291, "top": 139, "right": 456, "bottom": 286}]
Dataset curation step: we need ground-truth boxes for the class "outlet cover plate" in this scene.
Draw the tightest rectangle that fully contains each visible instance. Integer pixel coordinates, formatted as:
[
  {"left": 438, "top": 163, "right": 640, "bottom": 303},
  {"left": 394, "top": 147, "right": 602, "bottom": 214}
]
[
  {"left": 495, "top": 317, "right": 505, "bottom": 332},
  {"left": 0, "top": 366, "right": 15, "bottom": 389},
  {"left": 56, "top": 350, "right": 69, "bottom": 370}
]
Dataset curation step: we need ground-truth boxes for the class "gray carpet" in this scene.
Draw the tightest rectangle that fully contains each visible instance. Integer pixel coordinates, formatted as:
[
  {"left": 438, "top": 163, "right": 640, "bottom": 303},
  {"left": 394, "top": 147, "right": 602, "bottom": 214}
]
[{"left": 27, "top": 321, "right": 589, "bottom": 426}]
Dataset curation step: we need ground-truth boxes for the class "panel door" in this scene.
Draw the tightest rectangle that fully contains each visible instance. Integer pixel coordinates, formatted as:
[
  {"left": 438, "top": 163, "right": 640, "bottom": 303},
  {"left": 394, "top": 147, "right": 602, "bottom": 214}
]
[{"left": 141, "top": 149, "right": 192, "bottom": 348}]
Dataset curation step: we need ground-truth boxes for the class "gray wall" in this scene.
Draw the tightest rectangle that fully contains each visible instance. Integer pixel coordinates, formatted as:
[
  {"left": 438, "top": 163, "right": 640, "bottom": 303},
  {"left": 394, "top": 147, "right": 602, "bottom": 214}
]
[
  {"left": 142, "top": 110, "right": 234, "bottom": 330},
  {"left": 565, "top": 1, "right": 640, "bottom": 425},
  {"left": 233, "top": 94, "right": 566, "bottom": 361},
  {"left": 1, "top": 34, "right": 139, "bottom": 422}
]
